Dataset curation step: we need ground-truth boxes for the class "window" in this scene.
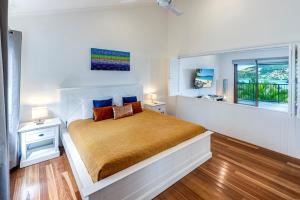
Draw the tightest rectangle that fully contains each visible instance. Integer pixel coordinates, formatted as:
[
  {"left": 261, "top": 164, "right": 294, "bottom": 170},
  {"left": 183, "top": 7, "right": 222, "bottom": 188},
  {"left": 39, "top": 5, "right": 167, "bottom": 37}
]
[{"left": 234, "top": 57, "right": 289, "bottom": 112}]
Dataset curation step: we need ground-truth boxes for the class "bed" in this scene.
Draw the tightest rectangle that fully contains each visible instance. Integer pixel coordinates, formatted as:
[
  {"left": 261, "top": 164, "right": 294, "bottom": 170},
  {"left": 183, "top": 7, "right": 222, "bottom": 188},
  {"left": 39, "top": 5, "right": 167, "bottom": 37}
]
[{"left": 58, "top": 84, "right": 212, "bottom": 200}]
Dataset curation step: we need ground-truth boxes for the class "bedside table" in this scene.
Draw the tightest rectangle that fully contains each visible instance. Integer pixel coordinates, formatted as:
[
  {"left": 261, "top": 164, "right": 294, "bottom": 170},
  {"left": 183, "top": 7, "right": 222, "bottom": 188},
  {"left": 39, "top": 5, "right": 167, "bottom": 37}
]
[
  {"left": 18, "top": 118, "right": 61, "bottom": 168},
  {"left": 144, "top": 101, "right": 166, "bottom": 114}
]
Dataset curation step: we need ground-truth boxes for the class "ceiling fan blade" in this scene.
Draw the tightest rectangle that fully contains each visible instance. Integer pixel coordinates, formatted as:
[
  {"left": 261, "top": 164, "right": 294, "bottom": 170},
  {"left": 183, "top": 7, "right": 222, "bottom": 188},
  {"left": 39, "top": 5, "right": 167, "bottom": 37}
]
[
  {"left": 167, "top": 3, "right": 183, "bottom": 16},
  {"left": 120, "top": 0, "right": 137, "bottom": 4}
]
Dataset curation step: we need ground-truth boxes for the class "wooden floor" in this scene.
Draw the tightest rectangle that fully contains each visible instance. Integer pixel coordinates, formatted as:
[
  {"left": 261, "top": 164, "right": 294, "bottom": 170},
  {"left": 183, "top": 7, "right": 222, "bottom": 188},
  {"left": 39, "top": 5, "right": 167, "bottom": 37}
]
[
  {"left": 10, "top": 148, "right": 81, "bottom": 200},
  {"left": 10, "top": 133, "right": 300, "bottom": 200}
]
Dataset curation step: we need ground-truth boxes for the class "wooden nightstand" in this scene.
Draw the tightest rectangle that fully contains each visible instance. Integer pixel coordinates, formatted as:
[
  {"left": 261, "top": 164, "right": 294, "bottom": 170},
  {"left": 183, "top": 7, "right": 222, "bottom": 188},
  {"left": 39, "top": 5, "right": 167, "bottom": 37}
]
[
  {"left": 144, "top": 101, "right": 167, "bottom": 114},
  {"left": 18, "top": 118, "right": 61, "bottom": 168}
]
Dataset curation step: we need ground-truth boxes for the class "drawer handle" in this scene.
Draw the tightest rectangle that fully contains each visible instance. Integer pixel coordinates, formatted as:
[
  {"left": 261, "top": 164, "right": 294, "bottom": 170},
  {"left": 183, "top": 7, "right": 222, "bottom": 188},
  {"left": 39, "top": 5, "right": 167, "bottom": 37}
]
[{"left": 38, "top": 134, "right": 44, "bottom": 137}]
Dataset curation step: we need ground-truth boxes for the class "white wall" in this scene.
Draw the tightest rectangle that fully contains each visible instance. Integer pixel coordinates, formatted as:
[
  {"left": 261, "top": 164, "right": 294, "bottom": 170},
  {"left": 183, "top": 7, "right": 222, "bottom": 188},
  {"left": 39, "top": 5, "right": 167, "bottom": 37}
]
[
  {"left": 176, "top": 96, "right": 300, "bottom": 159},
  {"left": 167, "top": 0, "right": 300, "bottom": 158},
  {"left": 9, "top": 5, "right": 169, "bottom": 121},
  {"left": 168, "top": 0, "right": 300, "bottom": 57}
]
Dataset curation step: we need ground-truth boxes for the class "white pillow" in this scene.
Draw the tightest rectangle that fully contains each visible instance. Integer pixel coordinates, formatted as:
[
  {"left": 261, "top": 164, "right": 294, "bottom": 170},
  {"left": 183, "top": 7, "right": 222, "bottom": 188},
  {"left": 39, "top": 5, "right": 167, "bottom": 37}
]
[{"left": 82, "top": 99, "right": 93, "bottom": 119}]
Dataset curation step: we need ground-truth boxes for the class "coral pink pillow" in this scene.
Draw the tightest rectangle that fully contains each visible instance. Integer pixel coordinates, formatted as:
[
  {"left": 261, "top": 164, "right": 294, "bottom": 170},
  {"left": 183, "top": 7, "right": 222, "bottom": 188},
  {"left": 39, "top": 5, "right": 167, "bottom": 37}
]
[
  {"left": 124, "top": 101, "right": 143, "bottom": 114},
  {"left": 93, "top": 106, "right": 114, "bottom": 122}
]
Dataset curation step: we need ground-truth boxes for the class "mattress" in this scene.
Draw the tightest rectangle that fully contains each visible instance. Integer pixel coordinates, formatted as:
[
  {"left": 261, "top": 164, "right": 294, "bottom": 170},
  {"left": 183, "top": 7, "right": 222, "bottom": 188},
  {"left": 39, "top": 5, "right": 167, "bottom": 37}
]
[{"left": 68, "top": 109, "right": 207, "bottom": 182}]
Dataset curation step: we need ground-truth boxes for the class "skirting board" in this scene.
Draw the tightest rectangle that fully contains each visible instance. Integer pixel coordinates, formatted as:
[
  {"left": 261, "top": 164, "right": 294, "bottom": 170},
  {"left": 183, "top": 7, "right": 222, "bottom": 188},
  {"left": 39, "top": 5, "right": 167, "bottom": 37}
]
[{"left": 61, "top": 131, "right": 212, "bottom": 200}]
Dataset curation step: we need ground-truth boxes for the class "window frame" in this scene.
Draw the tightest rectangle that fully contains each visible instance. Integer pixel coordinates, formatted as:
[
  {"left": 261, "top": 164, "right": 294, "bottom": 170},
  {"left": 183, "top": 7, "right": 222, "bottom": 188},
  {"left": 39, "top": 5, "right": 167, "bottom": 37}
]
[{"left": 234, "top": 57, "right": 289, "bottom": 111}]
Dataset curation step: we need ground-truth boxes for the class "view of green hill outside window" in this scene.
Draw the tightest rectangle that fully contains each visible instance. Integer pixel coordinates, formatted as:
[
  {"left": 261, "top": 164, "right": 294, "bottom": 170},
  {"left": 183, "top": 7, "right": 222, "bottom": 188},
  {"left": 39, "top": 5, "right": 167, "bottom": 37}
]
[{"left": 236, "top": 61, "right": 288, "bottom": 105}]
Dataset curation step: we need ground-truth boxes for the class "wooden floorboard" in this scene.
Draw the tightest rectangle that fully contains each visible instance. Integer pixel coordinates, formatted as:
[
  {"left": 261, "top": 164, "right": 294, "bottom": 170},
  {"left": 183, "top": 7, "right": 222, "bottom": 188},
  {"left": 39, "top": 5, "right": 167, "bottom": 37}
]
[
  {"left": 10, "top": 149, "right": 80, "bottom": 200},
  {"left": 10, "top": 133, "right": 300, "bottom": 200}
]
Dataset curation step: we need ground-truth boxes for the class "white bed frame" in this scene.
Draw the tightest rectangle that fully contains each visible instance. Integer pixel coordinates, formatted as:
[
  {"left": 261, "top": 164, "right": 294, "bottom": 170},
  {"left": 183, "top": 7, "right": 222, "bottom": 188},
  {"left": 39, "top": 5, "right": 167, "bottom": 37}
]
[{"left": 58, "top": 84, "right": 212, "bottom": 200}]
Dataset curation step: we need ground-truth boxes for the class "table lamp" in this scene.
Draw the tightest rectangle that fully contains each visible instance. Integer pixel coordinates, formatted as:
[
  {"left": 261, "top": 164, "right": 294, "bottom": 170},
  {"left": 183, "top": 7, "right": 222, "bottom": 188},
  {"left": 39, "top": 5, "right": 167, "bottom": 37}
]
[
  {"left": 32, "top": 107, "right": 48, "bottom": 125},
  {"left": 150, "top": 93, "right": 158, "bottom": 104}
]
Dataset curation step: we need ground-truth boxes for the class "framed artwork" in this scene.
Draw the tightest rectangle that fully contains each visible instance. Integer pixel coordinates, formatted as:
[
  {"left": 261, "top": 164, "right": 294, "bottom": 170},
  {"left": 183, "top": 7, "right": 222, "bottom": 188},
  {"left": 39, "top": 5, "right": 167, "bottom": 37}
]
[
  {"left": 91, "top": 48, "right": 130, "bottom": 71},
  {"left": 194, "top": 68, "right": 214, "bottom": 88}
]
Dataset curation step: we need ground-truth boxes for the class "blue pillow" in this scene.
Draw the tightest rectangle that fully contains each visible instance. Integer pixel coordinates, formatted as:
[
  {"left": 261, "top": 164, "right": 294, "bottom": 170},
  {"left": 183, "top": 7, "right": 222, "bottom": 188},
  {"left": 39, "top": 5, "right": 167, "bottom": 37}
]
[
  {"left": 123, "top": 96, "right": 137, "bottom": 104},
  {"left": 93, "top": 98, "right": 113, "bottom": 108}
]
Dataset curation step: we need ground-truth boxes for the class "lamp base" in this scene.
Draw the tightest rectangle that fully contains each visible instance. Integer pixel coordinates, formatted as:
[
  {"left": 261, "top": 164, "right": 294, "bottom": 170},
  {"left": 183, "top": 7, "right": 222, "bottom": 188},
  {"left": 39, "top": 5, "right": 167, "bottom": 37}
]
[
  {"left": 152, "top": 100, "right": 159, "bottom": 104},
  {"left": 34, "top": 119, "right": 45, "bottom": 125}
]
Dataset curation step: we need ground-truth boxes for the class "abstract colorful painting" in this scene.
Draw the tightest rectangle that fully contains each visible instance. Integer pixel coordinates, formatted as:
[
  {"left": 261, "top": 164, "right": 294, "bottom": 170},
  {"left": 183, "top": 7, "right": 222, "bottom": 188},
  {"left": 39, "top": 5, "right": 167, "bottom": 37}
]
[{"left": 91, "top": 48, "right": 130, "bottom": 71}]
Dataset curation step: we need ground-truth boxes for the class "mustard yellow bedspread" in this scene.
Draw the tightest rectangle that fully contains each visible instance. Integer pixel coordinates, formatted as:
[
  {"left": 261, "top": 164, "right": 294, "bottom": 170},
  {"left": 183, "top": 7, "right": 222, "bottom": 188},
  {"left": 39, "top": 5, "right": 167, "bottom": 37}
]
[{"left": 68, "top": 109, "right": 206, "bottom": 182}]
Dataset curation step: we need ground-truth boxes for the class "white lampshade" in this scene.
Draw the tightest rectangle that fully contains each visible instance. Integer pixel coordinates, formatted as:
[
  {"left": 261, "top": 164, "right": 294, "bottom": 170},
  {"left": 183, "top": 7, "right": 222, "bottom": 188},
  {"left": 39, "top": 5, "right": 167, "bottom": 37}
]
[
  {"left": 32, "top": 107, "right": 48, "bottom": 120},
  {"left": 151, "top": 93, "right": 158, "bottom": 101}
]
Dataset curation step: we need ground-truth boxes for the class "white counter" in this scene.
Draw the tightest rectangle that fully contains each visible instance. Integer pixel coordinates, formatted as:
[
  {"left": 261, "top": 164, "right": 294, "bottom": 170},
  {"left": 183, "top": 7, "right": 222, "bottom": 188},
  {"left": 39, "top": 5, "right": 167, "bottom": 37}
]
[{"left": 175, "top": 95, "right": 300, "bottom": 159}]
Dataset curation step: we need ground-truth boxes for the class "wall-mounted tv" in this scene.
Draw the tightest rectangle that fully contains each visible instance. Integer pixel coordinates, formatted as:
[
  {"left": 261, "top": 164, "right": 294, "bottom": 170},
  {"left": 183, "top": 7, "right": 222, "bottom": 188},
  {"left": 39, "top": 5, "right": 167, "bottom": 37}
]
[{"left": 194, "top": 68, "right": 214, "bottom": 88}]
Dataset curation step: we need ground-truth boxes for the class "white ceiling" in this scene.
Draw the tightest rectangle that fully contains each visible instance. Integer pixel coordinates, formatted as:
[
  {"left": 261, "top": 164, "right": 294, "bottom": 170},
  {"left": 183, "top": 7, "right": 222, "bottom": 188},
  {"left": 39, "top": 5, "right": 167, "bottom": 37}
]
[{"left": 9, "top": 0, "right": 153, "bottom": 15}]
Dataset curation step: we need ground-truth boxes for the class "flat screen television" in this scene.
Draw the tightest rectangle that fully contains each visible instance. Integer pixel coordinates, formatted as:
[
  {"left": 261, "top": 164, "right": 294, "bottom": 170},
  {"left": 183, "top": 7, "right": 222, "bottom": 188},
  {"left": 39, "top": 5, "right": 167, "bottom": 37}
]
[{"left": 194, "top": 68, "right": 214, "bottom": 88}]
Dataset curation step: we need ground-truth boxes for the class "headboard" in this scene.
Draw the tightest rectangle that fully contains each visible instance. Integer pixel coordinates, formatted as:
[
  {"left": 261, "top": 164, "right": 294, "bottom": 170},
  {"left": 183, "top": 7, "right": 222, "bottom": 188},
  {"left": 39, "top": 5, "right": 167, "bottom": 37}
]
[{"left": 57, "top": 84, "right": 143, "bottom": 126}]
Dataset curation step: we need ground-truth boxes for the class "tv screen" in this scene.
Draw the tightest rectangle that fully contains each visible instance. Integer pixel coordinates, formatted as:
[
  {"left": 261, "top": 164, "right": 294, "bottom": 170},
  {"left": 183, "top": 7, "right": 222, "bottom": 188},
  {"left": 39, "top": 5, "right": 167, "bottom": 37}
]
[{"left": 194, "top": 68, "right": 214, "bottom": 88}]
